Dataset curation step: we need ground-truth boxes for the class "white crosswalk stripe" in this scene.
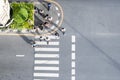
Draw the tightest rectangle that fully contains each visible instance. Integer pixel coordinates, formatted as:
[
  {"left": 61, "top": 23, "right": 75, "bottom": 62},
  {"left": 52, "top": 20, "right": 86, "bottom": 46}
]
[
  {"left": 34, "top": 73, "right": 59, "bottom": 77},
  {"left": 35, "top": 41, "right": 59, "bottom": 45},
  {"left": 35, "top": 54, "right": 59, "bottom": 58},
  {"left": 35, "top": 48, "right": 59, "bottom": 52},
  {"left": 33, "top": 35, "right": 60, "bottom": 80},
  {"left": 35, "top": 35, "right": 60, "bottom": 40},
  {"left": 34, "top": 60, "right": 59, "bottom": 64},
  {"left": 34, "top": 66, "right": 59, "bottom": 71}
]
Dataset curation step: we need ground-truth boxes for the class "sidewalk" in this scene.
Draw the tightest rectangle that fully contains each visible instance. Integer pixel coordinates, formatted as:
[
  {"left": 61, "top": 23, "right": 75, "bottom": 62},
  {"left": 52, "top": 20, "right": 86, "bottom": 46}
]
[
  {"left": 0, "top": 0, "right": 64, "bottom": 36},
  {"left": 33, "top": 0, "right": 64, "bottom": 36}
]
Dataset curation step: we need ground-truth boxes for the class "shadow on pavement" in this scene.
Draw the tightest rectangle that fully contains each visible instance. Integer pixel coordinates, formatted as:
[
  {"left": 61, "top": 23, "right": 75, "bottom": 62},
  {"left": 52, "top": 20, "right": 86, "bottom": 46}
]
[
  {"left": 64, "top": 19, "right": 120, "bottom": 72},
  {"left": 34, "top": 14, "right": 43, "bottom": 26},
  {"left": 17, "top": 31, "right": 34, "bottom": 45}
]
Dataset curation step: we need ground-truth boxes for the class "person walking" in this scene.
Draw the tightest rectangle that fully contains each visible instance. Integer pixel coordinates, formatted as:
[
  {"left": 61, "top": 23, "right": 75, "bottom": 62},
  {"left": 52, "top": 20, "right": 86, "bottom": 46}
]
[
  {"left": 47, "top": 3, "right": 51, "bottom": 11},
  {"left": 54, "top": 31, "right": 60, "bottom": 38},
  {"left": 44, "top": 36, "right": 50, "bottom": 44},
  {"left": 39, "top": 36, "right": 44, "bottom": 41},
  {"left": 32, "top": 41, "right": 37, "bottom": 47},
  {"left": 60, "top": 28, "right": 66, "bottom": 35},
  {"left": 43, "top": 21, "right": 50, "bottom": 28}
]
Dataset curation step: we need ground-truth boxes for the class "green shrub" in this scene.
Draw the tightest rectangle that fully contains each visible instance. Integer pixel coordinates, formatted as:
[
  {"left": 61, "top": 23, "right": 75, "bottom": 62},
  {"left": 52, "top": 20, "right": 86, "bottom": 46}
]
[{"left": 10, "top": 2, "right": 34, "bottom": 30}]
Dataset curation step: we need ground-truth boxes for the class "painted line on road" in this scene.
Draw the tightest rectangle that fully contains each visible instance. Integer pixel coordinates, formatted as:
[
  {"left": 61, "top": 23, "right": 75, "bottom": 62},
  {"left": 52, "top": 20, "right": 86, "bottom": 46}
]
[
  {"left": 35, "top": 54, "right": 59, "bottom": 58},
  {"left": 35, "top": 41, "right": 59, "bottom": 45},
  {"left": 16, "top": 55, "right": 25, "bottom": 57},
  {"left": 57, "top": 13, "right": 60, "bottom": 17},
  {"left": 71, "top": 61, "right": 75, "bottom": 68},
  {"left": 34, "top": 60, "right": 59, "bottom": 64},
  {"left": 71, "top": 35, "right": 76, "bottom": 80},
  {"left": 34, "top": 79, "right": 45, "bottom": 80},
  {"left": 35, "top": 35, "right": 60, "bottom": 40},
  {"left": 50, "top": 25, "right": 55, "bottom": 29},
  {"left": 55, "top": 6, "right": 59, "bottom": 11},
  {"left": 72, "top": 44, "right": 75, "bottom": 51},
  {"left": 34, "top": 79, "right": 43, "bottom": 80},
  {"left": 34, "top": 66, "right": 59, "bottom": 71},
  {"left": 72, "top": 53, "right": 75, "bottom": 60},
  {"left": 72, "top": 69, "right": 75, "bottom": 75},
  {"left": 33, "top": 73, "right": 59, "bottom": 77},
  {"left": 72, "top": 76, "right": 75, "bottom": 80},
  {"left": 35, "top": 48, "right": 59, "bottom": 52},
  {"left": 72, "top": 35, "right": 76, "bottom": 43},
  {"left": 55, "top": 20, "right": 59, "bottom": 24}
]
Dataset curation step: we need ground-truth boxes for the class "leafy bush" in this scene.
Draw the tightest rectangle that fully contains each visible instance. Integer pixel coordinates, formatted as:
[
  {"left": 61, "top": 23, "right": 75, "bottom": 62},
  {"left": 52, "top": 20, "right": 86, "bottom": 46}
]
[{"left": 10, "top": 2, "right": 34, "bottom": 30}]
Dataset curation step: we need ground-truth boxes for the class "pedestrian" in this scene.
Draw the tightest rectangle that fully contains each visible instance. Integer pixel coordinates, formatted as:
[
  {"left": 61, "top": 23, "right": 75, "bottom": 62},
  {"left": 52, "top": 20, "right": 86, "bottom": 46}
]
[
  {"left": 47, "top": 3, "right": 51, "bottom": 11},
  {"left": 38, "top": 24, "right": 44, "bottom": 31},
  {"left": 34, "top": 7, "right": 38, "bottom": 13},
  {"left": 39, "top": 36, "right": 44, "bottom": 41},
  {"left": 35, "top": 26, "right": 41, "bottom": 34},
  {"left": 44, "top": 36, "right": 50, "bottom": 44},
  {"left": 32, "top": 41, "right": 37, "bottom": 47},
  {"left": 60, "top": 27, "right": 66, "bottom": 35},
  {"left": 54, "top": 31, "right": 60, "bottom": 39},
  {"left": 44, "top": 14, "right": 49, "bottom": 19},
  {"left": 44, "top": 21, "right": 50, "bottom": 28},
  {"left": 39, "top": 9, "right": 44, "bottom": 14},
  {"left": 55, "top": 31, "right": 59, "bottom": 37},
  {"left": 45, "top": 16, "right": 53, "bottom": 22}
]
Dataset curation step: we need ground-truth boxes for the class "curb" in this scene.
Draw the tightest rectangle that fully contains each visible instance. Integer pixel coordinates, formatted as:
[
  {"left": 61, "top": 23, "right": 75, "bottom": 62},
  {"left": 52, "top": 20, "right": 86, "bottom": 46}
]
[{"left": 0, "top": 29, "right": 35, "bottom": 34}]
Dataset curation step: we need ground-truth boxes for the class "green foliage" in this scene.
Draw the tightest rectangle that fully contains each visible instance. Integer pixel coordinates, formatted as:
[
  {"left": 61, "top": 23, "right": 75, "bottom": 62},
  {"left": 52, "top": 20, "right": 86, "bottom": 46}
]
[{"left": 10, "top": 2, "right": 34, "bottom": 30}]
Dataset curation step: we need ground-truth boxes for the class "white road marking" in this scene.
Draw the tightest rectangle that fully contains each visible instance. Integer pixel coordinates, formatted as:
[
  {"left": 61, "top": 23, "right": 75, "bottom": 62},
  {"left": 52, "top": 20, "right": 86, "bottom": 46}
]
[
  {"left": 57, "top": 13, "right": 60, "bottom": 17},
  {"left": 72, "top": 69, "right": 75, "bottom": 75},
  {"left": 35, "top": 48, "right": 59, "bottom": 52},
  {"left": 34, "top": 66, "right": 59, "bottom": 71},
  {"left": 72, "top": 61, "right": 75, "bottom": 68},
  {"left": 50, "top": 25, "right": 55, "bottom": 29},
  {"left": 48, "top": 35, "right": 60, "bottom": 39},
  {"left": 72, "top": 53, "right": 75, "bottom": 60},
  {"left": 34, "top": 79, "right": 43, "bottom": 80},
  {"left": 71, "top": 35, "right": 76, "bottom": 80},
  {"left": 34, "top": 60, "right": 59, "bottom": 64},
  {"left": 34, "top": 79, "right": 45, "bottom": 80},
  {"left": 34, "top": 73, "right": 59, "bottom": 77},
  {"left": 72, "top": 44, "right": 75, "bottom": 51},
  {"left": 72, "top": 76, "right": 75, "bottom": 80},
  {"left": 72, "top": 35, "right": 76, "bottom": 43},
  {"left": 35, "top": 54, "right": 59, "bottom": 58},
  {"left": 16, "top": 55, "right": 25, "bottom": 57},
  {"left": 55, "top": 20, "right": 59, "bottom": 24},
  {"left": 35, "top": 35, "right": 59, "bottom": 39},
  {"left": 35, "top": 36, "right": 45, "bottom": 39},
  {"left": 35, "top": 41, "right": 59, "bottom": 45},
  {"left": 55, "top": 6, "right": 59, "bottom": 11}
]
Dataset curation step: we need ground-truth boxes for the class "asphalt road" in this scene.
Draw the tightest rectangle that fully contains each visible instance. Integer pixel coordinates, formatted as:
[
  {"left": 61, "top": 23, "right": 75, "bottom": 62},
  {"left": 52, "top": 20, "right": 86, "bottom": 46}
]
[
  {"left": 0, "top": 36, "right": 34, "bottom": 80},
  {"left": 58, "top": 0, "right": 120, "bottom": 80},
  {"left": 0, "top": 0, "right": 120, "bottom": 80}
]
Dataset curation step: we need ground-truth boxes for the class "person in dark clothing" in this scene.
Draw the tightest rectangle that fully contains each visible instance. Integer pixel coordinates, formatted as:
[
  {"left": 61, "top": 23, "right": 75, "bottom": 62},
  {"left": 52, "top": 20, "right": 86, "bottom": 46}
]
[
  {"left": 47, "top": 3, "right": 51, "bottom": 11},
  {"left": 44, "top": 37, "right": 50, "bottom": 45},
  {"left": 55, "top": 31, "right": 59, "bottom": 37},
  {"left": 59, "top": 27, "right": 66, "bottom": 35}
]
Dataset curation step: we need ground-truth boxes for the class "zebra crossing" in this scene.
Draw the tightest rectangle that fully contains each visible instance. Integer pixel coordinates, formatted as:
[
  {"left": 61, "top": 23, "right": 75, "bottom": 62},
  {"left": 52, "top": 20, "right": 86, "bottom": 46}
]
[{"left": 33, "top": 35, "right": 60, "bottom": 80}]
